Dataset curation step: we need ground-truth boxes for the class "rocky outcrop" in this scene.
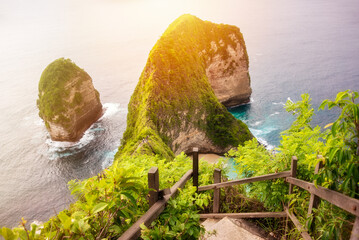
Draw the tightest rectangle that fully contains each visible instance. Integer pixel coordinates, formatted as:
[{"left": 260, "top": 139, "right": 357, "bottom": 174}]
[
  {"left": 206, "top": 35, "right": 251, "bottom": 107},
  {"left": 118, "top": 14, "right": 252, "bottom": 159},
  {"left": 37, "top": 58, "right": 102, "bottom": 142}
]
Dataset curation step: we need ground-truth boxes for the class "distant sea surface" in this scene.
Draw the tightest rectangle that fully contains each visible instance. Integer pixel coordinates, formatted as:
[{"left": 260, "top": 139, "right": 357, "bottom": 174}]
[{"left": 1, "top": 0, "right": 358, "bottom": 227}]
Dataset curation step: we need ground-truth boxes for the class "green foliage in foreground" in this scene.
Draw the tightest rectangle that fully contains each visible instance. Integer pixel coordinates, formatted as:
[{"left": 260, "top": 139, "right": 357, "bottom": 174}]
[
  {"left": 228, "top": 90, "right": 358, "bottom": 239},
  {"left": 1, "top": 153, "right": 223, "bottom": 240}
]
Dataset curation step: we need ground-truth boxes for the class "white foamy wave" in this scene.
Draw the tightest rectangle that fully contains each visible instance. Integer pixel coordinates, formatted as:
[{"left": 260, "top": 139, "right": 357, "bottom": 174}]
[
  {"left": 251, "top": 120, "right": 263, "bottom": 127},
  {"left": 101, "top": 149, "right": 117, "bottom": 169},
  {"left": 287, "top": 97, "right": 293, "bottom": 102},
  {"left": 46, "top": 123, "right": 100, "bottom": 159},
  {"left": 272, "top": 101, "right": 285, "bottom": 106},
  {"left": 256, "top": 137, "right": 275, "bottom": 150},
  {"left": 269, "top": 112, "right": 280, "bottom": 117},
  {"left": 100, "top": 103, "right": 121, "bottom": 119},
  {"left": 248, "top": 127, "right": 277, "bottom": 150},
  {"left": 249, "top": 128, "right": 262, "bottom": 136},
  {"left": 45, "top": 103, "right": 124, "bottom": 160},
  {"left": 249, "top": 125, "right": 277, "bottom": 136},
  {"left": 46, "top": 128, "right": 95, "bottom": 149}
]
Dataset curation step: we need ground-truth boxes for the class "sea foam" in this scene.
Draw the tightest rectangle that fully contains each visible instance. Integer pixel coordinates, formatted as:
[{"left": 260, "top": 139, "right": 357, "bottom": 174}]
[
  {"left": 101, "top": 149, "right": 117, "bottom": 169},
  {"left": 269, "top": 112, "right": 280, "bottom": 117},
  {"left": 100, "top": 103, "right": 123, "bottom": 119},
  {"left": 46, "top": 102, "right": 123, "bottom": 159}
]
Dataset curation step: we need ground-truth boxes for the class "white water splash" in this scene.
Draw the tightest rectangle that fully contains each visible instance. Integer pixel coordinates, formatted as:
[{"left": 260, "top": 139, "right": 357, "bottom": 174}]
[
  {"left": 101, "top": 149, "right": 117, "bottom": 169},
  {"left": 272, "top": 101, "right": 285, "bottom": 106},
  {"left": 100, "top": 103, "right": 124, "bottom": 119},
  {"left": 256, "top": 137, "right": 275, "bottom": 150},
  {"left": 46, "top": 102, "right": 124, "bottom": 159},
  {"left": 269, "top": 111, "right": 280, "bottom": 117},
  {"left": 251, "top": 120, "right": 263, "bottom": 126}
]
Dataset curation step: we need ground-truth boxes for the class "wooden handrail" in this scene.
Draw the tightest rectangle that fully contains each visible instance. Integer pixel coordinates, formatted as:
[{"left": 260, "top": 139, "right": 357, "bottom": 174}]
[
  {"left": 285, "top": 156, "right": 298, "bottom": 236},
  {"left": 198, "top": 171, "right": 291, "bottom": 191},
  {"left": 118, "top": 169, "right": 193, "bottom": 240},
  {"left": 286, "top": 177, "right": 359, "bottom": 217},
  {"left": 118, "top": 152, "right": 359, "bottom": 240},
  {"left": 200, "top": 211, "right": 287, "bottom": 219},
  {"left": 284, "top": 207, "right": 312, "bottom": 240},
  {"left": 198, "top": 156, "right": 359, "bottom": 239}
]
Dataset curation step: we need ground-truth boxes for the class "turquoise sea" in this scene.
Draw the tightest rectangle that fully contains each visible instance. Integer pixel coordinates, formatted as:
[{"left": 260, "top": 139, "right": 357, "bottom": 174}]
[{"left": 0, "top": 0, "right": 358, "bottom": 227}]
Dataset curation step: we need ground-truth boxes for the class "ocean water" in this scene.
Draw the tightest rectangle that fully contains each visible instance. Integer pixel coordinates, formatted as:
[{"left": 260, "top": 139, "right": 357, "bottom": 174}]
[{"left": 1, "top": 0, "right": 359, "bottom": 228}]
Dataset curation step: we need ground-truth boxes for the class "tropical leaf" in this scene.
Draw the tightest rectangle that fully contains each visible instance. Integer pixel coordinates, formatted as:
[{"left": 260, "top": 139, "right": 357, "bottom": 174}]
[{"left": 92, "top": 202, "right": 109, "bottom": 214}]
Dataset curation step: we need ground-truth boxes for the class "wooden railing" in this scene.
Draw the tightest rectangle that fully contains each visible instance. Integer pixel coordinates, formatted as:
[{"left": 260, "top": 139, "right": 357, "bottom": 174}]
[
  {"left": 198, "top": 157, "right": 295, "bottom": 221},
  {"left": 118, "top": 149, "right": 359, "bottom": 240},
  {"left": 199, "top": 155, "right": 359, "bottom": 240},
  {"left": 118, "top": 148, "right": 200, "bottom": 240}
]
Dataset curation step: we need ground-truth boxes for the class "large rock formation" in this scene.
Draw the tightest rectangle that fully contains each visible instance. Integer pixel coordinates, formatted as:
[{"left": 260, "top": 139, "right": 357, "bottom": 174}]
[
  {"left": 37, "top": 58, "right": 102, "bottom": 142},
  {"left": 118, "top": 14, "right": 252, "bottom": 159}
]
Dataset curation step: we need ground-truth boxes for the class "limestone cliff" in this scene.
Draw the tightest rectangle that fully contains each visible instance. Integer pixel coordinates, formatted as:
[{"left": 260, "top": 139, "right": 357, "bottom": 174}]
[
  {"left": 37, "top": 58, "right": 102, "bottom": 142},
  {"left": 206, "top": 34, "right": 251, "bottom": 107},
  {"left": 117, "top": 14, "right": 252, "bottom": 159}
]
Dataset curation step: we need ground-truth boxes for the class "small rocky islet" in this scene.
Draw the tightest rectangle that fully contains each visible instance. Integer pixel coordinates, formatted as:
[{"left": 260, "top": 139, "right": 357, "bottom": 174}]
[{"left": 37, "top": 58, "right": 103, "bottom": 142}]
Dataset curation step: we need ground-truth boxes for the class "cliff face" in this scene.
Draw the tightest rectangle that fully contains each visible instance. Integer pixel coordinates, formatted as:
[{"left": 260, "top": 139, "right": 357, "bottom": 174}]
[
  {"left": 37, "top": 58, "right": 102, "bottom": 142},
  {"left": 118, "top": 15, "right": 252, "bottom": 159},
  {"left": 206, "top": 34, "right": 251, "bottom": 107}
]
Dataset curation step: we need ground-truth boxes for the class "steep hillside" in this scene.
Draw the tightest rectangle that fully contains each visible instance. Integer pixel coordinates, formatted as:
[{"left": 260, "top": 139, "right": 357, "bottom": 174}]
[{"left": 118, "top": 14, "right": 252, "bottom": 158}]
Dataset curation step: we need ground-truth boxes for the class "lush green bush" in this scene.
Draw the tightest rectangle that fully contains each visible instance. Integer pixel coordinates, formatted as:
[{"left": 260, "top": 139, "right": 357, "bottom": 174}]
[
  {"left": 0, "top": 153, "right": 223, "bottom": 240},
  {"left": 6, "top": 90, "right": 356, "bottom": 239},
  {"left": 228, "top": 90, "right": 358, "bottom": 239},
  {"left": 206, "top": 105, "right": 252, "bottom": 148}
]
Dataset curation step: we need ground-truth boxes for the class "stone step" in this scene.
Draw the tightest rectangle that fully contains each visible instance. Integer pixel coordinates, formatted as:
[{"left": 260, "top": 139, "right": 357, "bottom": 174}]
[{"left": 201, "top": 217, "right": 266, "bottom": 240}]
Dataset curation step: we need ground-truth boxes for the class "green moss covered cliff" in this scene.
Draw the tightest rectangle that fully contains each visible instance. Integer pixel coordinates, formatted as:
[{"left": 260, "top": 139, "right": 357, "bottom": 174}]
[
  {"left": 117, "top": 14, "right": 252, "bottom": 159},
  {"left": 37, "top": 58, "right": 102, "bottom": 141}
]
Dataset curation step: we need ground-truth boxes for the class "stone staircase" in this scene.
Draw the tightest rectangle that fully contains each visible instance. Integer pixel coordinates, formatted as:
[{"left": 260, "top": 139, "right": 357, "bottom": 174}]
[{"left": 201, "top": 217, "right": 267, "bottom": 240}]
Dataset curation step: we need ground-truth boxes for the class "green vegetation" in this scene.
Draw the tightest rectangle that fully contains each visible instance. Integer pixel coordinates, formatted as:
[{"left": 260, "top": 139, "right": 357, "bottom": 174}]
[
  {"left": 4, "top": 85, "right": 358, "bottom": 240},
  {"left": 0, "top": 16, "right": 253, "bottom": 239},
  {"left": 37, "top": 58, "right": 98, "bottom": 129},
  {"left": 206, "top": 105, "right": 251, "bottom": 148},
  {"left": 118, "top": 14, "right": 252, "bottom": 159},
  {"left": 0, "top": 153, "right": 225, "bottom": 239},
  {"left": 228, "top": 90, "right": 358, "bottom": 239},
  {"left": 7, "top": 14, "right": 358, "bottom": 240}
]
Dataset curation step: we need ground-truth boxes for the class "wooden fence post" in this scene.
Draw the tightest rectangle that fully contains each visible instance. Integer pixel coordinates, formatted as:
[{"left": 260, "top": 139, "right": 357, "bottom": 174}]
[
  {"left": 350, "top": 217, "right": 359, "bottom": 240},
  {"left": 352, "top": 146, "right": 359, "bottom": 239},
  {"left": 285, "top": 156, "right": 298, "bottom": 238},
  {"left": 289, "top": 156, "right": 298, "bottom": 194},
  {"left": 307, "top": 156, "right": 324, "bottom": 225},
  {"left": 193, "top": 147, "right": 199, "bottom": 192},
  {"left": 148, "top": 167, "right": 159, "bottom": 207},
  {"left": 213, "top": 168, "right": 221, "bottom": 213}
]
